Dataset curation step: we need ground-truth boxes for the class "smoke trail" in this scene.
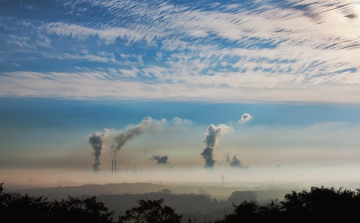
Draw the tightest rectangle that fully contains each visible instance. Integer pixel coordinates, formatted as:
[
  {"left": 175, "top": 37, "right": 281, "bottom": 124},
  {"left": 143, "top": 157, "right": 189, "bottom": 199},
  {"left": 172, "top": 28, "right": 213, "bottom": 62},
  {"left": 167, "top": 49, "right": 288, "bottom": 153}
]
[
  {"left": 239, "top": 113, "right": 252, "bottom": 124},
  {"left": 201, "top": 124, "right": 232, "bottom": 169},
  {"left": 88, "top": 129, "right": 108, "bottom": 172},
  {"left": 110, "top": 117, "right": 153, "bottom": 157},
  {"left": 226, "top": 154, "right": 248, "bottom": 169},
  {"left": 88, "top": 117, "right": 158, "bottom": 172},
  {"left": 201, "top": 148, "right": 215, "bottom": 168},
  {"left": 151, "top": 155, "right": 169, "bottom": 164}
]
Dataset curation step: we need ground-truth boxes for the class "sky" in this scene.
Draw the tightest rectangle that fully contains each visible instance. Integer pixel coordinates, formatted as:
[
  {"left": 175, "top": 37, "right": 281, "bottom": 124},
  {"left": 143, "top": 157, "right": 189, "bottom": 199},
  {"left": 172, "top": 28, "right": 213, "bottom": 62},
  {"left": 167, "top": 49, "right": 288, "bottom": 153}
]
[{"left": 1, "top": 0, "right": 360, "bottom": 188}]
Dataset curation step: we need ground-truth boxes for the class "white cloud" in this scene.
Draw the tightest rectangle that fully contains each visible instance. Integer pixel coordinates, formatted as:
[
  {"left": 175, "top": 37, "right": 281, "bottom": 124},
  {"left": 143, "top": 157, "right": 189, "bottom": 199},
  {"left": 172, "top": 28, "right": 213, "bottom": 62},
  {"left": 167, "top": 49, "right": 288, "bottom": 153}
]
[
  {"left": 239, "top": 113, "right": 252, "bottom": 124},
  {"left": 7, "top": 35, "right": 34, "bottom": 49},
  {"left": 46, "top": 51, "right": 112, "bottom": 63},
  {"left": 118, "top": 68, "right": 139, "bottom": 78},
  {"left": 44, "top": 22, "right": 153, "bottom": 44},
  {"left": 3, "top": 0, "right": 360, "bottom": 102},
  {"left": 1, "top": 70, "right": 360, "bottom": 103}
]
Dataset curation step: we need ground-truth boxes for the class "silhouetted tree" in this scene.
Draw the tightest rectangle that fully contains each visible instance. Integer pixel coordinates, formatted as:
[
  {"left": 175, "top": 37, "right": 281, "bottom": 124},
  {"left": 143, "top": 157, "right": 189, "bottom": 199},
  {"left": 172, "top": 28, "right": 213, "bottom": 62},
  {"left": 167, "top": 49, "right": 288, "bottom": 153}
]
[
  {"left": 216, "top": 186, "right": 360, "bottom": 222},
  {"left": 48, "top": 196, "right": 114, "bottom": 223},
  {"left": 0, "top": 183, "right": 114, "bottom": 223},
  {"left": 160, "top": 189, "right": 172, "bottom": 194},
  {"left": 214, "top": 201, "right": 274, "bottom": 222},
  {"left": 4, "top": 182, "right": 360, "bottom": 223},
  {"left": 118, "top": 198, "right": 182, "bottom": 223},
  {"left": 281, "top": 186, "right": 360, "bottom": 221},
  {"left": 226, "top": 191, "right": 257, "bottom": 204},
  {"left": 0, "top": 185, "right": 50, "bottom": 222}
]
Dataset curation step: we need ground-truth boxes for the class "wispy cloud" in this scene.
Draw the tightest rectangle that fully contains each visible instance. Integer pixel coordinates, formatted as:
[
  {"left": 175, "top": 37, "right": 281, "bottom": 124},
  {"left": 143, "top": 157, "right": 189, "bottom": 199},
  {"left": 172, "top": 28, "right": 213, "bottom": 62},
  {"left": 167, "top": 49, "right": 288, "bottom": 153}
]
[
  {"left": 1, "top": 70, "right": 360, "bottom": 103},
  {"left": 44, "top": 22, "right": 152, "bottom": 44},
  {"left": 1, "top": 0, "right": 360, "bottom": 103}
]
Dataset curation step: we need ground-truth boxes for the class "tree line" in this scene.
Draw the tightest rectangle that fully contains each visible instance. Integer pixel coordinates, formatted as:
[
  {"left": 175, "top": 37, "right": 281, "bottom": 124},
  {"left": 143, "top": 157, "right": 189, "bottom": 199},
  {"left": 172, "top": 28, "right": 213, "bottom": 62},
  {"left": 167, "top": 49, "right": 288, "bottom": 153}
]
[{"left": 2, "top": 183, "right": 360, "bottom": 222}]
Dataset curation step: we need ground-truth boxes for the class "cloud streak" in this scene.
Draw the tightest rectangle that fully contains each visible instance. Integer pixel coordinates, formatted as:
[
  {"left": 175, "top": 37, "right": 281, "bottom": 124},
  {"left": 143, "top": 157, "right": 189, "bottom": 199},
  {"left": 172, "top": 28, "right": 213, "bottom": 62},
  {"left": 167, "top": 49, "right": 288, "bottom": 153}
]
[
  {"left": 1, "top": 0, "right": 360, "bottom": 103},
  {"left": 2, "top": 70, "right": 360, "bottom": 103}
]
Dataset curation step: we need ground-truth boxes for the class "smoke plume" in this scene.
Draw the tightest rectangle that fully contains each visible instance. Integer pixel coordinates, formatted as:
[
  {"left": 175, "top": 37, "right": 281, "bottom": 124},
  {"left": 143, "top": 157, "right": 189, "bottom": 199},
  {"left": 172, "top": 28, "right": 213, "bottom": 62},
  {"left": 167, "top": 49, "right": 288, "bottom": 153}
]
[
  {"left": 239, "top": 113, "right": 252, "bottom": 124},
  {"left": 88, "top": 129, "right": 108, "bottom": 172},
  {"left": 226, "top": 154, "right": 248, "bottom": 169},
  {"left": 201, "top": 124, "right": 232, "bottom": 169},
  {"left": 110, "top": 116, "right": 153, "bottom": 156},
  {"left": 89, "top": 117, "right": 158, "bottom": 172},
  {"left": 151, "top": 155, "right": 169, "bottom": 164},
  {"left": 201, "top": 148, "right": 215, "bottom": 168}
]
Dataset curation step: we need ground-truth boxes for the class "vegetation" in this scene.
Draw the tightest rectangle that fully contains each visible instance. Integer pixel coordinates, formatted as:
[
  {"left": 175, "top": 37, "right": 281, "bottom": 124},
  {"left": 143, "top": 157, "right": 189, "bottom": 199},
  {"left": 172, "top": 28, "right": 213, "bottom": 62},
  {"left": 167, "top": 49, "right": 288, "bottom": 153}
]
[
  {"left": 2, "top": 183, "right": 360, "bottom": 222},
  {"left": 118, "top": 198, "right": 182, "bottom": 223},
  {"left": 215, "top": 186, "right": 360, "bottom": 222},
  {"left": 0, "top": 183, "right": 114, "bottom": 223}
]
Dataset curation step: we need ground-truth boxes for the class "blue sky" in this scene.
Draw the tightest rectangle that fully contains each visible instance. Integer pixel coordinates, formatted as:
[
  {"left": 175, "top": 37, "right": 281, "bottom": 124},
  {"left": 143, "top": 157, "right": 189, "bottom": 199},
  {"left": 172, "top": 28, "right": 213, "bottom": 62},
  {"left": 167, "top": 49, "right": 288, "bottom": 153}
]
[
  {"left": 1, "top": 0, "right": 360, "bottom": 102},
  {"left": 1, "top": 0, "right": 360, "bottom": 186}
]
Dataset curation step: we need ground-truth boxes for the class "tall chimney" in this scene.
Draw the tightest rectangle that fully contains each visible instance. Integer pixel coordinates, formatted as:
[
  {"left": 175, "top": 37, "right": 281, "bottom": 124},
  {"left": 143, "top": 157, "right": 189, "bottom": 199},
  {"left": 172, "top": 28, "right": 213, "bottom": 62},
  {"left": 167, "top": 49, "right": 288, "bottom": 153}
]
[
  {"left": 114, "top": 160, "right": 117, "bottom": 173},
  {"left": 112, "top": 160, "right": 113, "bottom": 173}
]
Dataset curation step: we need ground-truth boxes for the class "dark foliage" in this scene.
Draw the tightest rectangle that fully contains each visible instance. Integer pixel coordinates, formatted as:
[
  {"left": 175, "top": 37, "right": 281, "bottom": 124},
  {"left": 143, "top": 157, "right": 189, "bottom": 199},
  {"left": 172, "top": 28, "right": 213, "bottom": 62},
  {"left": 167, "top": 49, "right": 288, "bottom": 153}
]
[
  {"left": 281, "top": 186, "right": 360, "bottom": 221},
  {"left": 3, "top": 182, "right": 360, "bottom": 223},
  {"left": 0, "top": 183, "right": 114, "bottom": 223},
  {"left": 118, "top": 198, "right": 182, "bottom": 223},
  {"left": 216, "top": 186, "right": 360, "bottom": 222}
]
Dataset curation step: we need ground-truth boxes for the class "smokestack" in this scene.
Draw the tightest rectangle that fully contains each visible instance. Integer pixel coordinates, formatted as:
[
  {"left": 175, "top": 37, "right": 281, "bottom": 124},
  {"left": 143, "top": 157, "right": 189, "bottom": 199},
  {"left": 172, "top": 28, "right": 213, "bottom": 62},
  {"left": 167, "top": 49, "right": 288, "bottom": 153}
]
[
  {"left": 90, "top": 117, "right": 156, "bottom": 172},
  {"left": 112, "top": 160, "right": 113, "bottom": 173},
  {"left": 114, "top": 160, "right": 117, "bottom": 173}
]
